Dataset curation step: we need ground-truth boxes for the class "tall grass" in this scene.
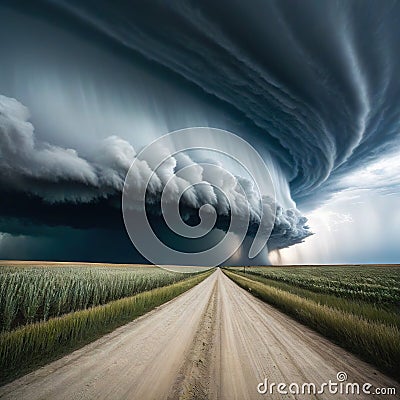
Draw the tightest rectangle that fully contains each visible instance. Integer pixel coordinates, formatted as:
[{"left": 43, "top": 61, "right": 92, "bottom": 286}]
[
  {"left": 224, "top": 270, "right": 400, "bottom": 380},
  {"left": 0, "top": 266, "right": 189, "bottom": 331},
  {"left": 0, "top": 270, "right": 212, "bottom": 385},
  {"left": 231, "top": 270, "right": 400, "bottom": 328},
  {"left": 231, "top": 266, "right": 400, "bottom": 306}
]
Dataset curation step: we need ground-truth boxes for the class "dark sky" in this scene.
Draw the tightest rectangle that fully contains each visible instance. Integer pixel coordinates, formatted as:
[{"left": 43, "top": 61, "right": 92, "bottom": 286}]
[{"left": 0, "top": 0, "right": 399, "bottom": 264}]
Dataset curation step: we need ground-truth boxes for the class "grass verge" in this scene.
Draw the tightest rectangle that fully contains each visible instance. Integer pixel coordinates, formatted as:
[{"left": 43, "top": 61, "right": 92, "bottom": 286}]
[
  {"left": 223, "top": 269, "right": 400, "bottom": 381},
  {"left": 0, "top": 270, "right": 213, "bottom": 385},
  {"left": 232, "top": 270, "right": 400, "bottom": 327}
]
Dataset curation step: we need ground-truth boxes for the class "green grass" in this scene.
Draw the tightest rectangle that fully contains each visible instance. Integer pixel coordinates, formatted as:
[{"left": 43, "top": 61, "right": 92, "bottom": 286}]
[
  {"left": 0, "top": 265, "right": 191, "bottom": 331},
  {"left": 230, "top": 270, "right": 400, "bottom": 328},
  {"left": 230, "top": 266, "right": 400, "bottom": 306},
  {"left": 223, "top": 269, "right": 400, "bottom": 381},
  {"left": 0, "top": 270, "right": 212, "bottom": 385}
]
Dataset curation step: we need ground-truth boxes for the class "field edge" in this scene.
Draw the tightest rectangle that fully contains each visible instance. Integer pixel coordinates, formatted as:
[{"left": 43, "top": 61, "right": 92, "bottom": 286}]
[
  {"left": 0, "top": 269, "right": 214, "bottom": 386},
  {"left": 222, "top": 269, "right": 400, "bottom": 382}
]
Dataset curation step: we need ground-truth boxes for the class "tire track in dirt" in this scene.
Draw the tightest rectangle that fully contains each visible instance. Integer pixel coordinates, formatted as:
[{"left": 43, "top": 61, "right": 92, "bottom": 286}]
[{"left": 168, "top": 277, "right": 219, "bottom": 400}]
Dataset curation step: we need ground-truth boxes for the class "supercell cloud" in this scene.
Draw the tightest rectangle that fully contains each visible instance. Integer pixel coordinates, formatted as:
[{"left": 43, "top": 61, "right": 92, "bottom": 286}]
[
  {"left": 49, "top": 0, "right": 400, "bottom": 204},
  {"left": 0, "top": 0, "right": 399, "bottom": 263},
  {"left": 0, "top": 94, "right": 311, "bottom": 255}
]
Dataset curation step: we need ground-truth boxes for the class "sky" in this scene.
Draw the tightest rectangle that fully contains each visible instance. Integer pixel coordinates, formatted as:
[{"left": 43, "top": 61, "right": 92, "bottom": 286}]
[{"left": 0, "top": 0, "right": 399, "bottom": 265}]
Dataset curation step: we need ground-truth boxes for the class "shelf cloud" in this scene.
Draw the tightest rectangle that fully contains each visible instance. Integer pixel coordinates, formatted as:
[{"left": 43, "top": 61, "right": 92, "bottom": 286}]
[
  {"left": 0, "top": 0, "right": 399, "bottom": 263},
  {"left": 0, "top": 94, "right": 311, "bottom": 254}
]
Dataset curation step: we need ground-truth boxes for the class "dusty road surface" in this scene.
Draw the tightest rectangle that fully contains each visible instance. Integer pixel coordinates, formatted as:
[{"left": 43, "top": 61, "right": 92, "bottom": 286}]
[{"left": 0, "top": 269, "right": 398, "bottom": 400}]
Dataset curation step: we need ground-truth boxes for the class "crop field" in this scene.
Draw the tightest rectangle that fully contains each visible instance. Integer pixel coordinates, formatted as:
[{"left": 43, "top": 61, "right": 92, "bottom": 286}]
[
  {"left": 0, "top": 264, "right": 211, "bottom": 384},
  {"left": 224, "top": 266, "right": 400, "bottom": 379},
  {"left": 0, "top": 265, "right": 190, "bottom": 332},
  {"left": 232, "top": 265, "right": 400, "bottom": 306}
]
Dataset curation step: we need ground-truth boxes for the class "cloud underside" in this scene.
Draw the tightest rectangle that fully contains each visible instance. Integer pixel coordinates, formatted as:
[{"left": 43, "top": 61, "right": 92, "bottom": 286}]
[
  {"left": 0, "top": 94, "right": 311, "bottom": 252},
  {"left": 2, "top": 0, "right": 400, "bottom": 262},
  {"left": 51, "top": 0, "right": 400, "bottom": 207}
]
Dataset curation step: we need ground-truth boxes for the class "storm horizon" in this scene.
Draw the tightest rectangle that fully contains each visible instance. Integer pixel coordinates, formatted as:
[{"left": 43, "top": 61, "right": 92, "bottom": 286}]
[{"left": 1, "top": 0, "right": 399, "bottom": 265}]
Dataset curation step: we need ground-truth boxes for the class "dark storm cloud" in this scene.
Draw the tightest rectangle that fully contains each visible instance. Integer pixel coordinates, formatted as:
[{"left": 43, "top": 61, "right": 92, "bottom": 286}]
[
  {"left": 45, "top": 0, "right": 400, "bottom": 207},
  {"left": 0, "top": 94, "right": 311, "bottom": 250},
  {"left": 1, "top": 0, "right": 399, "bottom": 263},
  {"left": 0, "top": 94, "right": 135, "bottom": 202},
  {"left": 0, "top": 94, "right": 100, "bottom": 201}
]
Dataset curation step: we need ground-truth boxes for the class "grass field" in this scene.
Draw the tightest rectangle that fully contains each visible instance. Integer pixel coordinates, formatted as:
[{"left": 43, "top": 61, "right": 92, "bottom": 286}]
[
  {"left": 0, "top": 264, "right": 190, "bottom": 332},
  {"left": 231, "top": 265, "right": 400, "bottom": 306},
  {"left": 0, "top": 264, "right": 212, "bottom": 384},
  {"left": 224, "top": 266, "right": 400, "bottom": 380}
]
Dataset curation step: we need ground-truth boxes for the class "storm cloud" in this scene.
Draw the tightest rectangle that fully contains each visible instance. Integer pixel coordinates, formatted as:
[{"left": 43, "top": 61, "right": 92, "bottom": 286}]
[
  {"left": 47, "top": 0, "right": 400, "bottom": 205},
  {"left": 0, "top": 94, "right": 311, "bottom": 253},
  {"left": 0, "top": 0, "right": 399, "bottom": 263}
]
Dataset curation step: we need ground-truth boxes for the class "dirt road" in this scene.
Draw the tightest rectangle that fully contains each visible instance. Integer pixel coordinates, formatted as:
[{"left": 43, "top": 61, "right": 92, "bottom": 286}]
[{"left": 0, "top": 269, "right": 398, "bottom": 399}]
